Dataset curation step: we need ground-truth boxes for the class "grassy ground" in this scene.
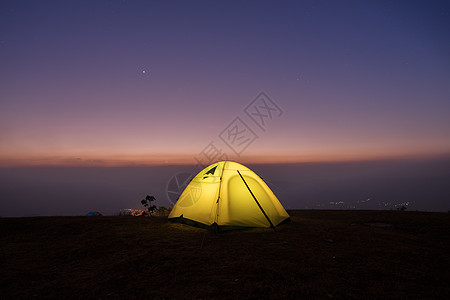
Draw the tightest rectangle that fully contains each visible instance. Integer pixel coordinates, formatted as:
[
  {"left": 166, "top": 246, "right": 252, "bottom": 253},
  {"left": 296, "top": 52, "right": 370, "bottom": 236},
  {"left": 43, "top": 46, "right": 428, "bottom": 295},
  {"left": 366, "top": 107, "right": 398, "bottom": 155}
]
[{"left": 1, "top": 210, "right": 449, "bottom": 299}]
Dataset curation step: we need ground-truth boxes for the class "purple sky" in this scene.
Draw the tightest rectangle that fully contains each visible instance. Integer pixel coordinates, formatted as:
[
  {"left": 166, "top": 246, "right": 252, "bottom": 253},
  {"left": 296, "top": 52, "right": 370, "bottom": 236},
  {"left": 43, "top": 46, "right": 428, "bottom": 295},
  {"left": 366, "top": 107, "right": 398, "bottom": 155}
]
[{"left": 1, "top": 0, "right": 450, "bottom": 166}]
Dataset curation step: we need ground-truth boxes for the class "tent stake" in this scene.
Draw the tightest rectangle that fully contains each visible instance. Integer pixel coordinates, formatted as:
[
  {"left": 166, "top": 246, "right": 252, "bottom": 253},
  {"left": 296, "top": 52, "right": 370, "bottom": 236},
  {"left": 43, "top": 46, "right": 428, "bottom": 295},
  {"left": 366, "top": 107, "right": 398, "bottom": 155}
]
[{"left": 237, "top": 170, "right": 276, "bottom": 231}]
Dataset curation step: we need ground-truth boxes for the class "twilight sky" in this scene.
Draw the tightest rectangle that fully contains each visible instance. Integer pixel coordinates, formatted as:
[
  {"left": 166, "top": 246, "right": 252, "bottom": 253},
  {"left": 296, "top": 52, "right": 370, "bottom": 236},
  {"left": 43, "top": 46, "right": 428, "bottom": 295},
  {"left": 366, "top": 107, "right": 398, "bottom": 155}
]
[{"left": 1, "top": 0, "right": 450, "bottom": 166}]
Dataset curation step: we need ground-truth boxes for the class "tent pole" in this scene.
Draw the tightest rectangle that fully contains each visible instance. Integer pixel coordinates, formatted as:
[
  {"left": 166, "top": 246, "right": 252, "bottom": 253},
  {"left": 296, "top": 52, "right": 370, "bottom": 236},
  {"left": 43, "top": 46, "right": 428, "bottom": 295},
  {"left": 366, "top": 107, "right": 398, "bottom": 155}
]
[
  {"left": 213, "top": 161, "right": 226, "bottom": 233},
  {"left": 237, "top": 170, "right": 276, "bottom": 231}
]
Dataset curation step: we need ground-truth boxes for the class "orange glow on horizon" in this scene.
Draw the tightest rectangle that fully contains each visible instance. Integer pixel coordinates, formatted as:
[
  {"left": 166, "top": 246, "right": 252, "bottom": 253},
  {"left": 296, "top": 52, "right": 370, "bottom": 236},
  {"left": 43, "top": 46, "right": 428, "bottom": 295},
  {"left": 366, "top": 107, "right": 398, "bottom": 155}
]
[{"left": 1, "top": 149, "right": 449, "bottom": 167}]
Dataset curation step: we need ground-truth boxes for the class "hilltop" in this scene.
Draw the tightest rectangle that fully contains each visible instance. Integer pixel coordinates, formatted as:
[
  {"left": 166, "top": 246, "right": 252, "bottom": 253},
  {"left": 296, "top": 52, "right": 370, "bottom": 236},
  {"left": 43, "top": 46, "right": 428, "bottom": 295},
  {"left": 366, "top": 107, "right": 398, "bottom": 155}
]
[{"left": 1, "top": 210, "right": 449, "bottom": 299}]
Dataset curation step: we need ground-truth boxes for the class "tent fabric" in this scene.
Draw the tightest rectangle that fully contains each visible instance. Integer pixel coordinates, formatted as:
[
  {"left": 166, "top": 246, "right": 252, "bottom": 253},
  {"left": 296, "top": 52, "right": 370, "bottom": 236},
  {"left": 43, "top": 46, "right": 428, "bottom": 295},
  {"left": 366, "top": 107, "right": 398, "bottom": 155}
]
[{"left": 168, "top": 161, "right": 290, "bottom": 230}]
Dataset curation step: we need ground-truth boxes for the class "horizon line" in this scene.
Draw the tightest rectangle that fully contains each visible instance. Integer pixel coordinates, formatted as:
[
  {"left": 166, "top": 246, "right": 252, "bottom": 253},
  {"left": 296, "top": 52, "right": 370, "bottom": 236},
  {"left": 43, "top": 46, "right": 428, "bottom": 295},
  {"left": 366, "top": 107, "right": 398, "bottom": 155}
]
[{"left": 1, "top": 152, "right": 449, "bottom": 168}]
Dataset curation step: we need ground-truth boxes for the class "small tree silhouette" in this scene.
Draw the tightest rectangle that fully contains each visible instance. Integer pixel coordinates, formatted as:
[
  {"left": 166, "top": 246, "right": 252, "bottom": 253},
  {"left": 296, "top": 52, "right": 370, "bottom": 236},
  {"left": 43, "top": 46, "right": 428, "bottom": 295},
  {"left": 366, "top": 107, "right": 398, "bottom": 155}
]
[{"left": 141, "top": 195, "right": 157, "bottom": 216}]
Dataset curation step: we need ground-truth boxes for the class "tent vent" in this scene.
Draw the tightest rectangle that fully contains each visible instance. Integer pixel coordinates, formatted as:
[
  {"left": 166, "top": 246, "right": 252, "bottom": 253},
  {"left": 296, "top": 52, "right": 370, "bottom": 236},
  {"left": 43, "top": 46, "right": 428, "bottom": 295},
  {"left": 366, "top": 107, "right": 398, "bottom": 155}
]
[{"left": 205, "top": 166, "right": 217, "bottom": 175}]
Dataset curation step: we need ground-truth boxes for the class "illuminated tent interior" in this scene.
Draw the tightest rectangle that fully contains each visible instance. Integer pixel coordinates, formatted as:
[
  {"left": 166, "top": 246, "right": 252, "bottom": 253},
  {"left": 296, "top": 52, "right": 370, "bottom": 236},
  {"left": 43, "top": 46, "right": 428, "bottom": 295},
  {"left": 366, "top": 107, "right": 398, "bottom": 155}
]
[{"left": 168, "top": 161, "right": 290, "bottom": 231}]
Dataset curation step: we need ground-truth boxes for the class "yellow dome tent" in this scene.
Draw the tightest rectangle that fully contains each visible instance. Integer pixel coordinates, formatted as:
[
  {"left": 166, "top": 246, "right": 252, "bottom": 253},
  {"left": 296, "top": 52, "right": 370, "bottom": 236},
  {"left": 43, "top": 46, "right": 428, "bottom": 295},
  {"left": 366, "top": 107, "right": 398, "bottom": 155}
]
[{"left": 168, "top": 161, "right": 290, "bottom": 231}]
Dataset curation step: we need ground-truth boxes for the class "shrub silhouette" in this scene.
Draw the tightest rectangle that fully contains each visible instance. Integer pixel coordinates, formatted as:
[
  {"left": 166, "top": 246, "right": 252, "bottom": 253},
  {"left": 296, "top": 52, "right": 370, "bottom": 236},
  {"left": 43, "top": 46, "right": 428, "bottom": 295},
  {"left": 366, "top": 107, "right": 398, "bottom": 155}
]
[{"left": 140, "top": 195, "right": 157, "bottom": 216}]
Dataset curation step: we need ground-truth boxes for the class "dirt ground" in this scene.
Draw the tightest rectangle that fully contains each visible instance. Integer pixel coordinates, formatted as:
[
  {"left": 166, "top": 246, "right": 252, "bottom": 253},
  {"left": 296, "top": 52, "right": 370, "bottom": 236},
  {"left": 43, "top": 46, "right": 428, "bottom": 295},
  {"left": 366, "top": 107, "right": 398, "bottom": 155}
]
[{"left": 1, "top": 210, "right": 449, "bottom": 299}]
